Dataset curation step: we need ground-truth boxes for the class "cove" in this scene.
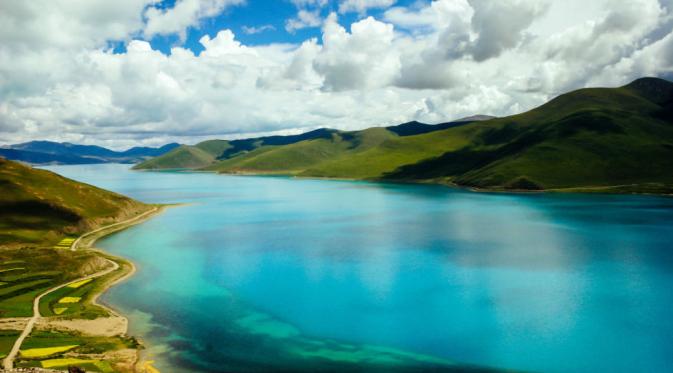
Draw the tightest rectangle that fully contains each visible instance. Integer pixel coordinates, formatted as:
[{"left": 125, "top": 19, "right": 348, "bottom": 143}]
[{"left": 45, "top": 164, "right": 673, "bottom": 373}]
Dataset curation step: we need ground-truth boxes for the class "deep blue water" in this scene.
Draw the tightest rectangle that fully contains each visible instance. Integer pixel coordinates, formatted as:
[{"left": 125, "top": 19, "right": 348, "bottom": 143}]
[{"left": 45, "top": 164, "right": 673, "bottom": 373}]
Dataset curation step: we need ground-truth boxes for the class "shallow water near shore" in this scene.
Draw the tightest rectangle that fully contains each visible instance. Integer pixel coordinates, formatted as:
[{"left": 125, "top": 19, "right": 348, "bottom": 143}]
[{"left": 45, "top": 164, "right": 673, "bottom": 372}]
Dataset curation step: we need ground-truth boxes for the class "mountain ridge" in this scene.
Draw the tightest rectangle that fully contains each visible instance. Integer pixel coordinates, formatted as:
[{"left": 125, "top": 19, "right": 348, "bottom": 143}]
[
  {"left": 132, "top": 77, "right": 673, "bottom": 194},
  {"left": 1, "top": 141, "right": 180, "bottom": 165}
]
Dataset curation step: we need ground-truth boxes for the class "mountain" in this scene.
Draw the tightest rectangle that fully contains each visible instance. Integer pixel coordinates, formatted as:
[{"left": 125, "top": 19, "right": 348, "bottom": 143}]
[
  {"left": 386, "top": 116, "right": 493, "bottom": 137},
  {"left": 0, "top": 148, "right": 103, "bottom": 165},
  {"left": 133, "top": 121, "right": 484, "bottom": 171},
  {"left": 133, "top": 129, "right": 338, "bottom": 170},
  {"left": 381, "top": 77, "right": 673, "bottom": 193},
  {"left": 1, "top": 141, "right": 179, "bottom": 165},
  {"left": 0, "top": 157, "right": 151, "bottom": 247},
  {"left": 134, "top": 77, "right": 673, "bottom": 194}
]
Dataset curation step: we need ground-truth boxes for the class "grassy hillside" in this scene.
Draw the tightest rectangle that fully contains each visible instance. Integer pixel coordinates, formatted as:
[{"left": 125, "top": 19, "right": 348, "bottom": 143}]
[
  {"left": 204, "top": 128, "right": 397, "bottom": 174},
  {"left": 382, "top": 78, "right": 673, "bottom": 192},
  {"left": 133, "top": 129, "right": 338, "bottom": 170},
  {"left": 134, "top": 77, "right": 673, "bottom": 194},
  {"left": 0, "top": 158, "right": 151, "bottom": 247},
  {"left": 133, "top": 140, "right": 231, "bottom": 170}
]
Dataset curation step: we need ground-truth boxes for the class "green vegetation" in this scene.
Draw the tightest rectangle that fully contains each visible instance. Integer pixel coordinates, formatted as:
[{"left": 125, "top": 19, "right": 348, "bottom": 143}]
[
  {"left": 15, "top": 330, "right": 138, "bottom": 372},
  {"left": 39, "top": 261, "right": 125, "bottom": 320},
  {"left": 0, "top": 249, "right": 108, "bottom": 317},
  {"left": 0, "top": 158, "right": 155, "bottom": 372},
  {"left": 135, "top": 77, "right": 673, "bottom": 194},
  {"left": 0, "top": 157, "right": 151, "bottom": 247},
  {"left": 133, "top": 140, "right": 231, "bottom": 170},
  {"left": 382, "top": 77, "right": 673, "bottom": 191},
  {"left": 204, "top": 128, "right": 397, "bottom": 174},
  {"left": 0, "top": 330, "right": 21, "bottom": 359}
]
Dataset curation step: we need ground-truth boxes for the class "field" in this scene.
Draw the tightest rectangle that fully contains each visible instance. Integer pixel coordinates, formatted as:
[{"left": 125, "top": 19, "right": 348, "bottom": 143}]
[
  {"left": 14, "top": 329, "right": 138, "bottom": 372},
  {"left": 1, "top": 249, "right": 139, "bottom": 371},
  {"left": 0, "top": 250, "right": 109, "bottom": 318}
]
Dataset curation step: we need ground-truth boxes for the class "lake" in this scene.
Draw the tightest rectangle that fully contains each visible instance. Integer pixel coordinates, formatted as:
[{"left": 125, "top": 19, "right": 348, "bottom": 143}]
[{"left": 45, "top": 164, "right": 673, "bottom": 372}]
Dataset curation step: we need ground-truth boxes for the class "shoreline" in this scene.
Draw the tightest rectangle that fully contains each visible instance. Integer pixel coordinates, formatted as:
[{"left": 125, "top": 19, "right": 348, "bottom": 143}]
[
  {"left": 133, "top": 168, "right": 673, "bottom": 198},
  {"left": 81, "top": 206, "right": 168, "bottom": 372}
]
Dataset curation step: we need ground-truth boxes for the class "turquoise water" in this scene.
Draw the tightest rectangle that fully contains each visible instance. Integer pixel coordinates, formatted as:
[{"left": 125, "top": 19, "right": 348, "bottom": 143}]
[{"left": 46, "top": 164, "right": 673, "bottom": 372}]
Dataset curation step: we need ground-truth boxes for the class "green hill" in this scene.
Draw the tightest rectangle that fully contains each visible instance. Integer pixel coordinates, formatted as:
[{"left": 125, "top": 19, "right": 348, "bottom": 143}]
[
  {"left": 133, "top": 140, "right": 231, "bottom": 170},
  {"left": 133, "top": 129, "right": 339, "bottom": 171},
  {"left": 204, "top": 128, "right": 397, "bottom": 174},
  {"left": 134, "top": 77, "right": 673, "bottom": 194},
  {"left": 0, "top": 158, "right": 151, "bottom": 247},
  {"left": 381, "top": 77, "right": 673, "bottom": 193}
]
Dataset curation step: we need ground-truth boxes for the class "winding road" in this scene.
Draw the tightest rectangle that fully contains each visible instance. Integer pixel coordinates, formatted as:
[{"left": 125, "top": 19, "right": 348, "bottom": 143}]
[{"left": 2, "top": 207, "right": 158, "bottom": 370}]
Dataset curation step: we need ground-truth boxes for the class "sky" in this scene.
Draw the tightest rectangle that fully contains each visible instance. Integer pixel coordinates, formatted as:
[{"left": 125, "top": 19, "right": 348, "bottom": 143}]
[{"left": 1, "top": 0, "right": 672, "bottom": 150}]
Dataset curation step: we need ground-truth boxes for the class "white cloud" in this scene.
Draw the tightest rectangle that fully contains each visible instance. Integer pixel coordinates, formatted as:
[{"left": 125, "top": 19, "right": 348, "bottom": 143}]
[
  {"left": 313, "top": 13, "right": 400, "bottom": 91},
  {"left": 1, "top": 0, "right": 672, "bottom": 149},
  {"left": 242, "top": 24, "right": 276, "bottom": 35},
  {"left": 144, "top": 0, "right": 245, "bottom": 40},
  {"left": 285, "top": 9, "right": 324, "bottom": 33},
  {"left": 0, "top": 0, "right": 151, "bottom": 50},
  {"left": 467, "top": 0, "right": 550, "bottom": 61},
  {"left": 338, "top": 0, "right": 396, "bottom": 15}
]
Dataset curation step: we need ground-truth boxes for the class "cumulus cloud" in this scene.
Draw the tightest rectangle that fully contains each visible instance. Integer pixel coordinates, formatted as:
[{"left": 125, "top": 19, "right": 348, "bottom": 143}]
[
  {"left": 313, "top": 13, "right": 400, "bottom": 91},
  {"left": 285, "top": 9, "right": 324, "bottom": 33},
  {"left": 467, "top": 0, "right": 550, "bottom": 61},
  {"left": 1, "top": 0, "right": 672, "bottom": 149},
  {"left": 144, "top": 0, "right": 245, "bottom": 39}
]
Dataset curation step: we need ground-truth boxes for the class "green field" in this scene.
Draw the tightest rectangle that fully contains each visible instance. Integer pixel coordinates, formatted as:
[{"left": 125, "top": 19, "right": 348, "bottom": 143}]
[
  {"left": 15, "top": 329, "right": 138, "bottom": 372},
  {"left": 134, "top": 77, "right": 673, "bottom": 194},
  {"left": 0, "top": 330, "right": 21, "bottom": 359},
  {"left": 0, "top": 249, "right": 110, "bottom": 317}
]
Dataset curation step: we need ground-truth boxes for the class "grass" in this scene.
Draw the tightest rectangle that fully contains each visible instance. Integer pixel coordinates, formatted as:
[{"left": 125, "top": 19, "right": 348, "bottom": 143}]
[
  {"left": 133, "top": 77, "right": 673, "bottom": 195},
  {"left": 206, "top": 128, "right": 398, "bottom": 174},
  {"left": 0, "top": 330, "right": 21, "bottom": 359},
  {"left": 0, "top": 248, "right": 109, "bottom": 317},
  {"left": 41, "top": 358, "right": 114, "bottom": 372},
  {"left": 15, "top": 330, "right": 139, "bottom": 372},
  {"left": 382, "top": 79, "right": 673, "bottom": 191},
  {"left": 0, "top": 157, "right": 151, "bottom": 247},
  {"left": 0, "top": 158, "right": 155, "bottom": 372},
  {"left": 38, "top": 254, "right": 133, "bottom": 320}
]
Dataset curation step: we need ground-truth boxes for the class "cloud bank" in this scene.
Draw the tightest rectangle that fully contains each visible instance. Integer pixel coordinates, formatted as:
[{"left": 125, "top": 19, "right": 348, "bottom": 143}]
[{"left": 0, "top": 0, "right": 672, "bottom": 149}]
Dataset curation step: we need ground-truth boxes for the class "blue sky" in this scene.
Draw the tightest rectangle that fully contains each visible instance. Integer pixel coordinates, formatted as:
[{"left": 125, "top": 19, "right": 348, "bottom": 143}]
[{"left": 131, "top": 0, "right": 418, "bottom": 55}]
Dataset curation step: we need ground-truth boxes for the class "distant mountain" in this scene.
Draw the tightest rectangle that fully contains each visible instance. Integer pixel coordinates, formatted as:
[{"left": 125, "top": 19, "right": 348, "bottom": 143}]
[
  {"left": 0, "top": 148, "right": 102, "bottom": 165},
  {"left": 133, "top": 120, "right": 486, "bottom": 171},
  {"left": 1, "top": 141, "right": 179, "bottom": 165},
  {"left": 133, "top": 129, "right": 339, "bottom": 170},
  {"left": 0, "top": 157, "right": 149, "bottom": 247},
  {"left": 134, "top": 77, "right": 673, "bottom": 194}
]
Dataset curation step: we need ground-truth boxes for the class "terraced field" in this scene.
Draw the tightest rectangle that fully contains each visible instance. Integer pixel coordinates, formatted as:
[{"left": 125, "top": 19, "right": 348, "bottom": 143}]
[
  {"left": 1, "top": 250, "right": 139, "bottom": 371},
  {"left": 0, "top": 250, "right": 108, "bottom": 318},
  {"left": 14, "top": 329, "right": 138, "bottom": 372}
]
